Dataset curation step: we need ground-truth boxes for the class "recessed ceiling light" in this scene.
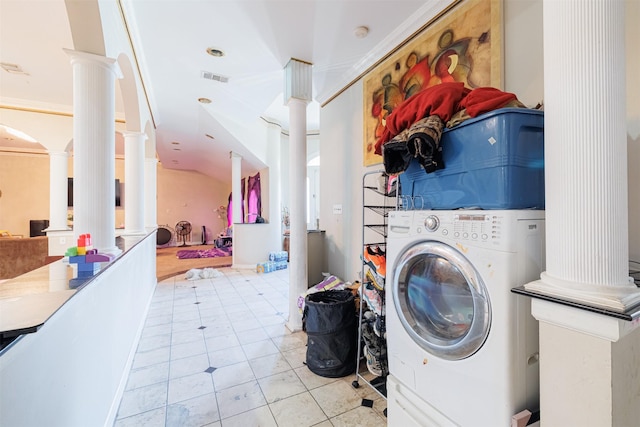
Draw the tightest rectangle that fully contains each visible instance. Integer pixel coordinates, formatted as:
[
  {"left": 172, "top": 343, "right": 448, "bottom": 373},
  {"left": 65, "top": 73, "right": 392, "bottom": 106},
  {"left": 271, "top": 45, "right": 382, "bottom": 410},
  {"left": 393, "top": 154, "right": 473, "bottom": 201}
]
[
  {"left": 171, "top": 141, "right": 180, "bottom": 145},
  {"left": 354, "top": 26, "right": 369, "bottom": 39},
  {"left": 206, "top": 47, "right": 225, "bottom": 57},
  {"left": 198, "top": 97, "right": 212, "bottom": 104},
  {"left": 172, "top": 160, "right": 179, "bottom": 163},
  {"left": 205, "top": 134, "right": 215, "bottom": 140},
  {"left": 173, "top": 148, "right": 181, "bottom": 151}
]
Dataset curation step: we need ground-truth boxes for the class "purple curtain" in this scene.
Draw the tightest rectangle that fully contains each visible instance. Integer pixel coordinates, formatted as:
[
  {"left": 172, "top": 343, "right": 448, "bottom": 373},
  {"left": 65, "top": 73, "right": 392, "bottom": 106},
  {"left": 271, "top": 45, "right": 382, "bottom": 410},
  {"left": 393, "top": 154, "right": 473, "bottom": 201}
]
[
  {"left": 241, "top": 178, "right": 246, "bottom": 223},
  {"left": 226, "top": 193, "right": 232, "bottom": 229},
  {"left": 247, "top": 172, "right": 262, "bottom": 223},
  {"left": 227, "top": 179, "right": 248, "bottom": 227}
]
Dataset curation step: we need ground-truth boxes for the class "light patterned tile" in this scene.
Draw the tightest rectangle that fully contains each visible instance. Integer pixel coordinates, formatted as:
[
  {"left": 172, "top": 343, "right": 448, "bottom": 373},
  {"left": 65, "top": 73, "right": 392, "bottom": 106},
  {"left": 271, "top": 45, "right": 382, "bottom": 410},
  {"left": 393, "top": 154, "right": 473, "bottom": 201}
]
[
  {"left": 281, "top": 346, "right": 307, "bottom": 369},
  {"left": 172, "top": 318, "right": 205, "bottom": 333},
  {"left": 125, "top": 362, "right": 169, "bottom": 391},
  {"left": 170, "top": 339, "right": 207, "bottom": 360},
  {"left": 236, "top": 327, "right": 270, "bottom": 345},
  {"left": 168, "top": 372, "right": 215, "bottom": 405},
  {"left": 257, "top": 370, "right": 307, "bottom": 403},
  {"left": 204, "top": 332, "right": 240, "bottom": 352},
  {"left": 294, "top": 366, "right": 339, "bottom": 391},
  {"left": 270, "top": 332, "right": 307, "bottom": 352},
  {"left": 117, "top": 382, "right": 168, "bottom": 419},
  {"left": 132, "top": 346, "right": 171, "bottom": 370},
  {"left": 145, "top": 313, "right": 173, "bottom": 327},
  {"left": 141, "top": 322, "right": 173, "bottom": 339},
  {"left": 216, "top": 381, "right": 267, "bottom": 420},
  {"left": 137, "top": 333, "right": 172, "bottom": 352},
  {"left": 372, "top": 397, "right": 388, "bottom": 421},
  {"left": 241, "top": 339, "right": 280, "bottom": 360},
  {"left": 232, "top": 317, "right": 263, "bottom": 333},
  {"left": 329, "top": 405, "right": 387, "bottom": 427},
  {"left": 114, "top": 407, "right": 166, "bottom": 427},
  {"left": 208, "top": 345, "right": 247, "bottom": 368},
  {"left": 171, "top": 328, "right": 205, "bottom": 346},
  {"left": 249, "top": 353, "right": 293, "bottom": 379},
  {"left": 166, "top": 392, "right": 220, "bottom": 426},
  {"left": 212, "top": 361, "right": 256, "bottom": 391},
  {"left": 169, "top": 353, "right": 211, "bottom": 380},
  {"left": 219, "top": 405, "right": 276, "bottom": 427},
  {"left": 268, "top": 392, "right": 327, "bottom": 427},
  {"left": 309, "top": 380, "right": 362, "bottom": 418}
]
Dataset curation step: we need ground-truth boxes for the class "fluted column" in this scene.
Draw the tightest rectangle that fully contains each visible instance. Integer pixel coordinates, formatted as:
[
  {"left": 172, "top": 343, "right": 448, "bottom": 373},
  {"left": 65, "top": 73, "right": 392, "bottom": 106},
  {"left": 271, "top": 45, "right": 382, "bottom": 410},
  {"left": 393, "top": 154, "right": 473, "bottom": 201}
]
[
  {"left": 48, "top": 150, "right": 70, "bottom": 231},
  {"left": 526, "top": 0, "right": 638, "bottom": 311},
  {"left": 144, "top": 157, "right": 158, "bottom": 230},
  {"left": 523, "top": 2, "right": 640, "bottom": 425},
  {"left": 123, "top": 131, "right": 146, "bottom": 235},
  {"left": 284, "top": 58, "right": 312, "bottom": 332},
  {"left": 231, "top": 152, "right": 242, "bottom": 224},
  {"left": 65, "top": 49, "right": 122, "bottom": 254}
]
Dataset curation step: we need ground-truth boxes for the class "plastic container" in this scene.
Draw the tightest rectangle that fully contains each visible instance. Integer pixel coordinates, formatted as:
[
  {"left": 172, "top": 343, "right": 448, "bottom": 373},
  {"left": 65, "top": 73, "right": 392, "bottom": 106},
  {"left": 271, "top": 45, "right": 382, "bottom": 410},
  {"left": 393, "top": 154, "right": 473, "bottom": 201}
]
[{"left": 399, "top": 108, "right": 545, "bottom": 210}]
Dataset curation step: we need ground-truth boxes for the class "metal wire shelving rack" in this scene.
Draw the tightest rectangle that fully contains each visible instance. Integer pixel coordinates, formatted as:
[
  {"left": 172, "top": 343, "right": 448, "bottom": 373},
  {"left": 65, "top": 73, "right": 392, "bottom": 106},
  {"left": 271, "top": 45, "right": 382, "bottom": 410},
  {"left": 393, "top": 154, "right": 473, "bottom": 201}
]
[{"left": 352, "top": 170, "right": 397, "bottom": 399}]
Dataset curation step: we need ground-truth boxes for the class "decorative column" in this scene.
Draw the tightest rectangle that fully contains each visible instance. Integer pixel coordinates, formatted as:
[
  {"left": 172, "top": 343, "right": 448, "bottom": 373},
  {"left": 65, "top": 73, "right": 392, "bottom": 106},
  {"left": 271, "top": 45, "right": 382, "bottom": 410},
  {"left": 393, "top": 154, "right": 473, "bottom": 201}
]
[
  {"left": 284, "top": 58, "right": 312, "bottom": 332},
  {"left": 144, "top": 157, "right": 158, "bottom": 231},
  {"left": 230, "top": 152, "right": 242, "bottom": 224},
  {"left": 521, "top": 2, "right": 640, "bottom": 425},
  {"left": 47, "top": 150, "right": 70, "bottom": 231},
  {"left": 65, "top": 49, "right": 122, "bottom": 254},
  {"left": 123, "top": 131, "right": 146, "bottom": 235}
]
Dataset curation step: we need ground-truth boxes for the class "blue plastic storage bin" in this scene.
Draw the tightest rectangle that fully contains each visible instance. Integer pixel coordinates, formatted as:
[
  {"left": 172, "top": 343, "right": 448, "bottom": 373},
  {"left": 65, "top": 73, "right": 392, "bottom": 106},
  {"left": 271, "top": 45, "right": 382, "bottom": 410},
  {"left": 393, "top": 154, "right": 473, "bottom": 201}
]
[{"left": 399, "top": 107, "right": 545, "bottom": 210}]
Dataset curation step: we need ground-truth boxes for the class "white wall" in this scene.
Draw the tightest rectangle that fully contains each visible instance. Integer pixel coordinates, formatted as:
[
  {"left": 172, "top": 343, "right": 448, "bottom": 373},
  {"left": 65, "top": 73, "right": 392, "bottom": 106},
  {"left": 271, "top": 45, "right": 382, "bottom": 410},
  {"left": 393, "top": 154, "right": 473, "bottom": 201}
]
[
  {"left": 156, "top": 164, "right": 229, "bottom": 244},
  {"left": 319, "top": 0, "right": 639, "bottom": 281},
  {"left": 320, "top": 80, "right": 364, "bottom": 282}
]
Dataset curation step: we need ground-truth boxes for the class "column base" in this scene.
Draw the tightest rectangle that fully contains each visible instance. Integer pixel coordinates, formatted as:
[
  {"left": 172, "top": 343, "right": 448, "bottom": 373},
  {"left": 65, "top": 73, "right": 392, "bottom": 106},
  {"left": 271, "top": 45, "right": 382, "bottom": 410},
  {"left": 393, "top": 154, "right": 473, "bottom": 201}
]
[
  {"left": 531, "top": 298, "right": 640, "bottom": 341},
  {"left": 524, "top": 272, "right": 640, "bottom": 314}
]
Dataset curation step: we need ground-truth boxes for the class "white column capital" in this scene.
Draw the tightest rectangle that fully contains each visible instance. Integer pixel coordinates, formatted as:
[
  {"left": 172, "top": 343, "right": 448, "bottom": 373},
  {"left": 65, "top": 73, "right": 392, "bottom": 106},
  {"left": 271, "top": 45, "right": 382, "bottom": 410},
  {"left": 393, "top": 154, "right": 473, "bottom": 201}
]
[
  {"left": 230, "top": 151, "right": 242, "bottom": 159},
  {"left": 284, "top": 58, "right": 312, "bottom": 104},
  {"left": 122, "top": 131, "right": 147, "bottom": 141},
  {"left": 63, "top": 49, "right": 123, "bottom": 79}
]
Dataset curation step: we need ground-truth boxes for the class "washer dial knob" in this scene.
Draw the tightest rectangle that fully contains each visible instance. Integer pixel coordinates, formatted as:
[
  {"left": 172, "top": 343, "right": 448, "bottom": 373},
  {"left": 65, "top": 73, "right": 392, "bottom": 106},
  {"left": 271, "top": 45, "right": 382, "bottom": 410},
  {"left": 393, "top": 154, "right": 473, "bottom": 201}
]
[{"left": 424, "top": 215, "right": 440, "bottom": 232}]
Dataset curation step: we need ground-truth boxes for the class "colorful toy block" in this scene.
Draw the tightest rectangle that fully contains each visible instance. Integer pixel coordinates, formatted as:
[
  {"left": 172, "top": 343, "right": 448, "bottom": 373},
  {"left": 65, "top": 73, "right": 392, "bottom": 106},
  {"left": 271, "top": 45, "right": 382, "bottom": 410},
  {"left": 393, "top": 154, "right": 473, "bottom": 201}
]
[{"left": 64, "top": 233, "right": 114, "bottom": 289}]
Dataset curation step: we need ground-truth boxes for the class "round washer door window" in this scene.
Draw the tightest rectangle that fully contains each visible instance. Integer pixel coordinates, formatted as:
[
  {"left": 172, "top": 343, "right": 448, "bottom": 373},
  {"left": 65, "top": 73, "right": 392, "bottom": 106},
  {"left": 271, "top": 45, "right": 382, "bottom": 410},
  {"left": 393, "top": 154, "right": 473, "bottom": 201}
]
[{"left": 392, "top": 241, "right": 491, "bottom": 360}]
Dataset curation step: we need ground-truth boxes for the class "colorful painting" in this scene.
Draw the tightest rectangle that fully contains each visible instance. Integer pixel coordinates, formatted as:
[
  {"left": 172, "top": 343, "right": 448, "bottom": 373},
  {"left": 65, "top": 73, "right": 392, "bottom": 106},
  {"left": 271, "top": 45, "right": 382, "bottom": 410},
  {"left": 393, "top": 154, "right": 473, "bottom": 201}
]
[{"left": 363, "top": 0, "right": 502, "bottom": 166}]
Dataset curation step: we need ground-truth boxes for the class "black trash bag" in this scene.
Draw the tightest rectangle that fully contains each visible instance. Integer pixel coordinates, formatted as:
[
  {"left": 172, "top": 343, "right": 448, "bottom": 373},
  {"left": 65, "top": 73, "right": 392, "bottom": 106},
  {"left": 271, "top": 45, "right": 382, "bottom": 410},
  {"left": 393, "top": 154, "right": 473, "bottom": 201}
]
[{"left": 303, "top": 289, "right": 358, "bottom": 378}]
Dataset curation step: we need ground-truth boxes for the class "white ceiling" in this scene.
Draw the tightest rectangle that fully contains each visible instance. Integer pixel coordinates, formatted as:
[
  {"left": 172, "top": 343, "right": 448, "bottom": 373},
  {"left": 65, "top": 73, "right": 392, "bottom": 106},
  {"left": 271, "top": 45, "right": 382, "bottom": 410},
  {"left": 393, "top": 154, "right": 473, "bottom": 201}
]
[{"left": 0, "top": 0, "right": 451, "bottom": 182}]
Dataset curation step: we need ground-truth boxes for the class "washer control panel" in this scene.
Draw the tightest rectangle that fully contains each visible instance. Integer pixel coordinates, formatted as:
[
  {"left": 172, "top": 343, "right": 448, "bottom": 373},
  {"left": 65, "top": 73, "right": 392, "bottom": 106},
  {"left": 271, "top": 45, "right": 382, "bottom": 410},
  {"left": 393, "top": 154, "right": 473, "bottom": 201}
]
[{"left": 415, "top": 211, "right": 497, "bottom": 243}]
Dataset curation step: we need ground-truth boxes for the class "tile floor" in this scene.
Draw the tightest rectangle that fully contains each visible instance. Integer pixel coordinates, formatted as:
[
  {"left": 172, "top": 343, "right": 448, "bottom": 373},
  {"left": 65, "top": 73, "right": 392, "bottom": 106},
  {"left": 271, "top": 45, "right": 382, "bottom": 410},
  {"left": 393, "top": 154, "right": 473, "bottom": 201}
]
[{"left": 114, "top": 267, "right": 387, "bottom": 427}]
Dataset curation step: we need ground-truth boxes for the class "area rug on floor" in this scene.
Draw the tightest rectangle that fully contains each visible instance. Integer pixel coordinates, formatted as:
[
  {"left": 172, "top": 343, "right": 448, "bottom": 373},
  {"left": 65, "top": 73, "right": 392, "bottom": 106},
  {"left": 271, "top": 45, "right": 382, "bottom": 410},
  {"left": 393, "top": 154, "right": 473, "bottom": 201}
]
[{"left": 176, "top": 247, "right": 232, "bottom": 259}]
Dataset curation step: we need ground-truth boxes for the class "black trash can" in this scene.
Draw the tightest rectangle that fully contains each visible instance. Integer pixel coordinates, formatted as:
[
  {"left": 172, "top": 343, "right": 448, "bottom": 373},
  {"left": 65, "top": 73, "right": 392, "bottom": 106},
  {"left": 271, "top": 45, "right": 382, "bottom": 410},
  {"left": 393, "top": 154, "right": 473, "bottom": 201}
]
[{"left": 304, "top": 289, "right": 358, "bottom": 378}]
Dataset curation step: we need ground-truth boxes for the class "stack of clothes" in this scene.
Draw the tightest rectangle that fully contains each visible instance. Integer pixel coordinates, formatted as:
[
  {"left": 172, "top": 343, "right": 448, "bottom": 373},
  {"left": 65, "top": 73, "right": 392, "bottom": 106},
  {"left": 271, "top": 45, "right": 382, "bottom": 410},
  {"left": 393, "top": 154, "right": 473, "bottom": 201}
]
[{"left": 375, "top": 82, "right": 525, "bottom": 176}]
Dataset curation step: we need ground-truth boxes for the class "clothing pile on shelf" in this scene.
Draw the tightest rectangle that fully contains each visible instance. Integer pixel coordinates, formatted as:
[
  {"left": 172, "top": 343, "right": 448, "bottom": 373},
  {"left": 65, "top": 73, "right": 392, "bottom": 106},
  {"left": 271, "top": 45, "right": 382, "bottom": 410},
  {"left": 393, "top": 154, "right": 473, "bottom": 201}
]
[{"left": 375, "top": 82, "right": 526, "bottom": 177}]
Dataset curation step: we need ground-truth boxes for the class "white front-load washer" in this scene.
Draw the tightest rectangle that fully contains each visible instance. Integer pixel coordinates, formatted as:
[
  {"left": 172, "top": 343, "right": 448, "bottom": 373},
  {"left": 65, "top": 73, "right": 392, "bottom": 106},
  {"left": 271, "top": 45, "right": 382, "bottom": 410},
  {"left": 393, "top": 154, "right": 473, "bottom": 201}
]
[{"left": 386, "top": 210, "right": 545, "bottom": 427}]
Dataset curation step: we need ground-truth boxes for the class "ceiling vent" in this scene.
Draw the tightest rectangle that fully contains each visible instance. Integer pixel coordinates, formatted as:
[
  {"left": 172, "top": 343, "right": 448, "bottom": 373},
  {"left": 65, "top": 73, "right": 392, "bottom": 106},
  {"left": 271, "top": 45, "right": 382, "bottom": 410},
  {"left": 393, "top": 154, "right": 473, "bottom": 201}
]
[
  {"left": 1, "top": 62, "right": 29, "bottom": 75},
  {"left": 201, "top": 71, "right": 229, "bottom": 83}
]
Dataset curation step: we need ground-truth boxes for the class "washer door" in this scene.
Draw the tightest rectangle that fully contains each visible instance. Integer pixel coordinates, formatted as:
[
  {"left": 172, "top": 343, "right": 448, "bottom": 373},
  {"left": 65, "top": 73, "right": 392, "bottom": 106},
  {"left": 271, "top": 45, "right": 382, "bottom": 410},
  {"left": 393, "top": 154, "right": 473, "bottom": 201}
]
[{"left": 392, "top": 241, "right": 491, "bottom": 360}]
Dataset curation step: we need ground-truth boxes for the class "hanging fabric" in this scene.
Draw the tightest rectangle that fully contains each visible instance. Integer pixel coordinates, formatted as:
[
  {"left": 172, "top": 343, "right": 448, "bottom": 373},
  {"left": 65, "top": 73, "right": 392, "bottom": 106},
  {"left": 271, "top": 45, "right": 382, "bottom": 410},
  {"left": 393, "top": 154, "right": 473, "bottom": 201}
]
[{"left": 247, "top": 172, "right": 262, "bottom": 223}]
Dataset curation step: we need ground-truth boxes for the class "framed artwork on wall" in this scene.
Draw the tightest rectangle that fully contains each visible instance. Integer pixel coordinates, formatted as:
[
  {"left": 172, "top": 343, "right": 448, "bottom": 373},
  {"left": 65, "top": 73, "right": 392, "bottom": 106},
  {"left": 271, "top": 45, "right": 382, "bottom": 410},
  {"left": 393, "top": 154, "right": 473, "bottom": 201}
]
[{"left": 362, "top": 0, "right": 503, "bottom": 166}]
